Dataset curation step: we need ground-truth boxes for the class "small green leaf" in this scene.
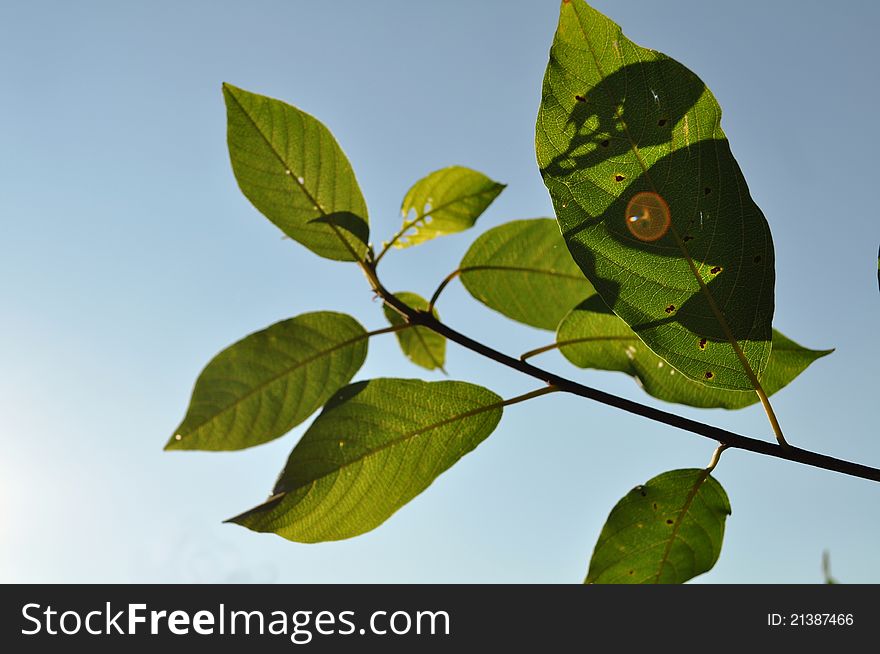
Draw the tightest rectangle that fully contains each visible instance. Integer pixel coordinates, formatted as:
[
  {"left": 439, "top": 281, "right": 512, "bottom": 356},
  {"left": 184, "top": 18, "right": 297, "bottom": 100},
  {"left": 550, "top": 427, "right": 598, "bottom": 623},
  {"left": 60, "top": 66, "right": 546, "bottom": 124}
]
[
  {"left": 230, "top": 379, "right": 503, "bottom": 542},
  {"left": 537, "top": 2, "right": 776, "bottom": 390},
  {"left": 459, "top": 218, "right": 595, "bottom": 330},
  {"left": 167, "top": 312, "right": 368, "bottom": 451},
  {"left": 223, "top": 83, "right": 368, "bottom": 261},
  {"left": 586, "top": 469, "right": 731, "bottom": 584},
  {"left": 382, "top": 292, "right": 446, "bottom": 371},
  {"left": 557, "top": 297, "right": 833, "bottom": 409},
  {"left": 393, "top": 166, "right": 504, "bottom": 249}
]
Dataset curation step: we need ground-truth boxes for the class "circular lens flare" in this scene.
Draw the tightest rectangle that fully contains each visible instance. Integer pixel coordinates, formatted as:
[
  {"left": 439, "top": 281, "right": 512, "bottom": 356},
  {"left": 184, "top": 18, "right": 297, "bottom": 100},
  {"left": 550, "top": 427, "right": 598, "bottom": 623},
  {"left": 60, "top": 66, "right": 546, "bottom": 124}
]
[{"left": 625, "top": 191, "right": 671, "bottom": 242}]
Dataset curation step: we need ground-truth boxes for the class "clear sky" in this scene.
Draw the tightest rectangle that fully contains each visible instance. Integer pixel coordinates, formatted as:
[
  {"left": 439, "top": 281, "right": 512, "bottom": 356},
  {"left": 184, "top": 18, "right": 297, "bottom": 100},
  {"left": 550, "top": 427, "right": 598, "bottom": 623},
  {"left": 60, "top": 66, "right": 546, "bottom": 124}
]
[{"left": 2, "top": 0, "right": 878, "bottom": 583}]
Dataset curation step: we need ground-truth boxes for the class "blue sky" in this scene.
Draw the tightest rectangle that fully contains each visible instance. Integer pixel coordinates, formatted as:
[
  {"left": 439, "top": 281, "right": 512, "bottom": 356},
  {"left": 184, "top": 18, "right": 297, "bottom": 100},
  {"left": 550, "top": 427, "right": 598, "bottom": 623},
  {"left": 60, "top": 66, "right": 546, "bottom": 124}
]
[{"left": 2, "top": 0, "right": 879, "bottom": 583}]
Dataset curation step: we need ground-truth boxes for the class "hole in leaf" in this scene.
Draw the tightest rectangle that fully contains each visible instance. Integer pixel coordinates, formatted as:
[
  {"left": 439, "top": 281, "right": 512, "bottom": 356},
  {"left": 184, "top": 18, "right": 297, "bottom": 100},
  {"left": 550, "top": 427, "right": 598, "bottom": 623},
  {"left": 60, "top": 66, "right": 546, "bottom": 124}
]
[
  {"left": 614, "top": 173, "right": 626, "bottom": 182},
  {"left": 600, "top": 139, "right": 610, "bottom": 147},
  {"left": 664, "top": 304, "right": 675, "bottom": 314},
  {"left": 710, "top": 265, "right": 722, "bottom": 275},
  {"left": 666, "top": 519, "right": 674, "bottom": 525},
  {"left": 683, "top": 235, "right": 694, "bottom": 242},
  {"left": 652, "top": 502, "right": 658, "bottom": 510},
  {"left": 575, "top": 94, "right": 586, "bottom": 102},
  {"left": 704, "top": 371, "right": 714, "bottom": 380},
  {"left": 625, "top": 191, "right": 671, "bottom": 241},
  {"left": 628, "top": 569, "right": 635, "bottom": 575},
  {"left": 699, "top": 338, "right": 707, "bottom": 350},
  {"left": 657, "top": 117, "right": 668, "bottom": 126}
]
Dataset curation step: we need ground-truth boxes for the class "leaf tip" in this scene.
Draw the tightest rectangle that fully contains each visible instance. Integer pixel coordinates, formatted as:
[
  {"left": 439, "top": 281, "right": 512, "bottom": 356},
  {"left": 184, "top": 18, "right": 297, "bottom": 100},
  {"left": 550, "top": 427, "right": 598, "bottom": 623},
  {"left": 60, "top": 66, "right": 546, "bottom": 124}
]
[
  {"left": 226, "top": 493, "right": 287, "bottom": 527},
  {"left": 164, "top": 432, "right": 185, "bottom": 451}
]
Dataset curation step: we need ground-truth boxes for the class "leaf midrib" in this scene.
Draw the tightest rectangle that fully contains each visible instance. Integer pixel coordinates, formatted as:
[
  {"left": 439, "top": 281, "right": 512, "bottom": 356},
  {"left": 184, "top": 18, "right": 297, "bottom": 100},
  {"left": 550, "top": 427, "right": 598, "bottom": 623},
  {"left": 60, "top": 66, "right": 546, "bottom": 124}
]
[
  {"left": 564, "top": 7, "right": 767, "bottom": 393},
  {"left": 460, "top": 264, "right": 586, "bottom": 282},
  {"left": 401, "top": 185, "right": 501, "bottom": 242},
  {"left": 410, "top": 326, "right": 445, "bottom": 371},
  {"left": 224, "top": 85, "right": 361, "bottom": 261},
  {"left": 176, "top": 327, "right": 370, "bottom": 440},
  {"left": 653, "top": 470, "right": 710, "bottom": 583},
  {"left": 275, "top": 393, "right": 503, "bottom": 496}
]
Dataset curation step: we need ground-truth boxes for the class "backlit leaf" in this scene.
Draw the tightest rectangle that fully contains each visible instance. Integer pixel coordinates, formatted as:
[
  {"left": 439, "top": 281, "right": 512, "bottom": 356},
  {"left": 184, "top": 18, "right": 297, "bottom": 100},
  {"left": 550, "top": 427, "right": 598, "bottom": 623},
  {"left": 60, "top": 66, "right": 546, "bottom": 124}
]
[
  {"left": 557, "top": 297, "right": 832, "bottom": 409},
  {"left": 167, "top": 312, "right": 368, "bottom": 451},
  {"left": 230, "top": 379, "right": 503, "bottom": 542},
  {"left": 383, "top": 292, "right": 446, "bottom": 371},
  {"left": 586, "top": 469, "right": 730, "bottom": 584},
  {"left": 536, "top": 1, "right": 775, "bottom": 390},
  {"left": 224, "top": 83, "right": 368, "bottom": 261},
  {"left": 459, "top": 218, "right": 595, "bottom": 330},
  {"left": 393, "top": 166, "right": 504, "bottom": 249}
]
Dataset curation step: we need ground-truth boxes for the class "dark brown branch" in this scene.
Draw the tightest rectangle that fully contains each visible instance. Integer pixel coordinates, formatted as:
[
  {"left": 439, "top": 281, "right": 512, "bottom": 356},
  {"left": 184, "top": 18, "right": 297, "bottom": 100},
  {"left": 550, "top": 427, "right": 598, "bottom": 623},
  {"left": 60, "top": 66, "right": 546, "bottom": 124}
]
[{"left": 361, "top": 262, "right": 880, "bottom": 484}]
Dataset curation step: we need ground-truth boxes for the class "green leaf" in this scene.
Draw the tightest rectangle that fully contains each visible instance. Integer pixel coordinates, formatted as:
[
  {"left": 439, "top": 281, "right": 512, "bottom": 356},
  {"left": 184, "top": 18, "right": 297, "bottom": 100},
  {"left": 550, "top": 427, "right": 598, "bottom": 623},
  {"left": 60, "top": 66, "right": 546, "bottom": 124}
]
[
  {"left": 536, "top": 1, "right": 775, "bottom": 390},
  {"left": 557, "top": 297, "right": 833, "bottom": 409},
  {"left": 223, "top": 83, "right": 368, "bottom": 261},
  {"left": 586, "top": 469, "right": 731, "bottom": 584},
  {"left": 230, "top": 379, "right": 503, "bottom": 542},
  {"left": 459, "top": 218, "right": 595, "bottom": 330},
  {"left": 167, "top": 312, "right": 368, "bottom": 451},
  {"left": 382, "top": 292, "right": 446, "bottom": 371},
  {"left": 393, "top": 166, "right": 504, "bottom": 249}
]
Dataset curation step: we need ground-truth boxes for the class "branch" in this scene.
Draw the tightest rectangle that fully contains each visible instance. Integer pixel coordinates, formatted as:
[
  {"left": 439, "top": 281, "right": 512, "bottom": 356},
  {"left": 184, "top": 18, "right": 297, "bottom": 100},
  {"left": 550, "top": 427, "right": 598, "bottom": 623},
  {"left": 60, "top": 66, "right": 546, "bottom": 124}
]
[{"left": 360, "top": 261, "right": 880, "bottom": 484}]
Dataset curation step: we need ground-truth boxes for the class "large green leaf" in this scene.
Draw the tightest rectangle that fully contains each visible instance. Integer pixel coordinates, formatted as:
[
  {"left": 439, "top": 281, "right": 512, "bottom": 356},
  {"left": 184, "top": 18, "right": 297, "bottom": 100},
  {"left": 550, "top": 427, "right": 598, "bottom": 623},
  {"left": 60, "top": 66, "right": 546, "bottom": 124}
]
[
  {"left": 167, "top": 312, "right": 368, "bottom": 451},
  {"left": 230, "top": 379, "right": 503, "bottom": 542},
  {"left": 536, "top": 1, "right": 775, "bottom": 390},
  {"left": 383, "top": 292, "right": 446, "bottom": 371},
  {"left": 224, "top": 83, "right": 368, "bottom": 261},
  {"left": 558, "top": 297, "right": 832, "bottom": 409},
  {"left": 392, "top": 166, "right": 504, "bottom": 249},
  {"left": 586, "top": 469, "right": 730, "bottom": 584},
  {"left": 459, "top": 218, "right": 595, "bottom": 330}
]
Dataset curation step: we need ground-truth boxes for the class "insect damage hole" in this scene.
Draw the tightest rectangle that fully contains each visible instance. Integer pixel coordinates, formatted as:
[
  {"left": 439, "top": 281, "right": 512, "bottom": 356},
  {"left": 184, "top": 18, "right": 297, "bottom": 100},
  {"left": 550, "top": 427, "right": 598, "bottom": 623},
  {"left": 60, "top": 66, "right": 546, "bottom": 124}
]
[
  {"left": 600, "top": 139, "right": 610, "bottom": 147},
  {"left": 664, "top": 304, "right": 676, "bottom": 314},
  {"left": 698, "top": 338, "right": 707, "bottom": 350},
  {"left": 575, "top": 94, "right": 586, "bottom": 102},
  {"left": 657, "top": 117, "right": 668, "bottom": 127},
  {"left": 710, "top": 265, "right": 722, "bottom": 275},
  {"left": 704, "top": 371, "right": 714, "bottom": 380},
  {"left": 625, "top": 191, "right": 671, "bottom": 242},
  {"left": 614, "top": 173, "right": 626, "bottom": 182}
]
